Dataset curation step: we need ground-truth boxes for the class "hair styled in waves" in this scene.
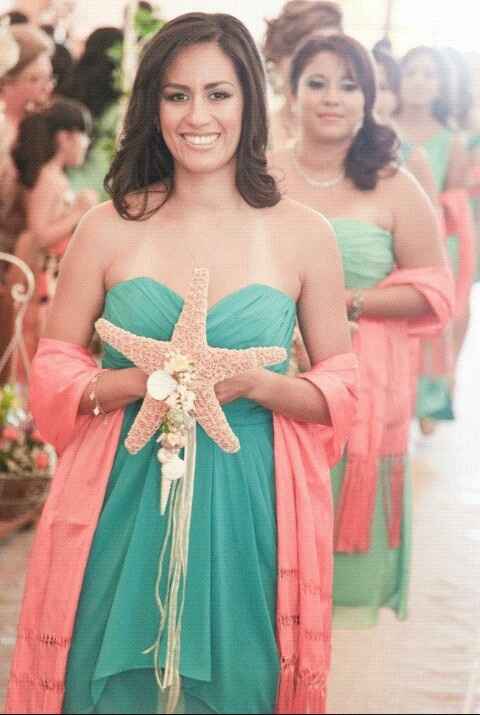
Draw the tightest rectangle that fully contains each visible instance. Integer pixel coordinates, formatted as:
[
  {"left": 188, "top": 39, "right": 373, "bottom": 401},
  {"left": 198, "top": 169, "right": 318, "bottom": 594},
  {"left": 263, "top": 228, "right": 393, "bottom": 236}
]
[
  {"left": 290, "top": 34, "right": 399, "bottom": 191},
  {"left": 106, "top": 12, "right": 281, "bottom": 220}
]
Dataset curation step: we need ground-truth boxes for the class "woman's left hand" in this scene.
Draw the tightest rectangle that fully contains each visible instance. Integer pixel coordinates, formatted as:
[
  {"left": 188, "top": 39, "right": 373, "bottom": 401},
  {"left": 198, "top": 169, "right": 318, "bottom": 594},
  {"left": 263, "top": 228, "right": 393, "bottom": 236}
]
[{"left": 214, "top": 368, "right": 264, "bottom": 405}]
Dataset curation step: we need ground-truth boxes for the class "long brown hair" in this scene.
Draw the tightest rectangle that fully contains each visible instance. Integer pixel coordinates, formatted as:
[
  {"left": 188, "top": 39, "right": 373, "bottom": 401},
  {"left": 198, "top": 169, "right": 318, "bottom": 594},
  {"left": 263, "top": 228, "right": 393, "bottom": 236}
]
[
  {"left": 106, "top": 12, "right": 280, "bottom": 221},
  {"left": 290, "top": 34, "right": 399, "bottom": 191}
]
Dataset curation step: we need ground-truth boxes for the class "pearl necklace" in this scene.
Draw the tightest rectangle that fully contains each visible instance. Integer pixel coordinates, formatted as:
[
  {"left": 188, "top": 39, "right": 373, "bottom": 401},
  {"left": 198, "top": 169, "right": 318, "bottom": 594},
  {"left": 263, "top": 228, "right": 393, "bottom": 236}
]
[{"left": 292, "top": 146, "right": 345, "bottom": 189}]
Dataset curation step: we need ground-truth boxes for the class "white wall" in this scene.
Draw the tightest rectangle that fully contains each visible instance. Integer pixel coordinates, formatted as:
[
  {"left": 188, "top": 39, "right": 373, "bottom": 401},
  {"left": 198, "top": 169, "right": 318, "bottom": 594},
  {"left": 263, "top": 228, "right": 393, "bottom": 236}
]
[{"left": 8, "top": 1, "right": 479, "bottom": 55}]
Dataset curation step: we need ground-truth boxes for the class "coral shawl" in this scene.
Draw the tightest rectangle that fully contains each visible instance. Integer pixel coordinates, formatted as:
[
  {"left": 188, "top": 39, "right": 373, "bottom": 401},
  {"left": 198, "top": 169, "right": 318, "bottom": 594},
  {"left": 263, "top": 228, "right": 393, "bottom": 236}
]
[
  {"left": 5, "top": 338, "right": 358, "bottom": 715},
  {"left": 335, "top": 265, "right": 454, "bottom": 554},
  {"left": 440, "top": 188, "right": 476, "bottom": 320}
]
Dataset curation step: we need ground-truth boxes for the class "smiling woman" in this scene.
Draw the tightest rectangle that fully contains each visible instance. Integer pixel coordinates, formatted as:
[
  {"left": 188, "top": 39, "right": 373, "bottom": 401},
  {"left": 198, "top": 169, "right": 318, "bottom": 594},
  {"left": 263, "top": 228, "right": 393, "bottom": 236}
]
[{"left": 5, "top": 11, "right": 358, "bottom": 715}]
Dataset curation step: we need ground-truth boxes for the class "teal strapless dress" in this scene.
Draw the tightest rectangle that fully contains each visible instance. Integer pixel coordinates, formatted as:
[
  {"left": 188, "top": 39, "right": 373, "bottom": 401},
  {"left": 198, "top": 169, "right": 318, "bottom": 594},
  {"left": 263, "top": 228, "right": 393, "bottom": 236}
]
[
  {"left": 330, "top": 219, "right": 411, "bottom": 628},
  {"left": 62, "top": 278, "right": 296, "bottom": 715},
  {"left": 405, "top": 130, "right": 457, "bottom": 420}
]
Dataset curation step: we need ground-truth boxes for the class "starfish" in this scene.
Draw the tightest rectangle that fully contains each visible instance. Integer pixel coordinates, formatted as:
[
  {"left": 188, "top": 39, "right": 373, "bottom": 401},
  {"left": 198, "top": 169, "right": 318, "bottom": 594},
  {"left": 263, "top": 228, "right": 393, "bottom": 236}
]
[{"left": 95, "top": 268, "right": 287, "bottom": 454}]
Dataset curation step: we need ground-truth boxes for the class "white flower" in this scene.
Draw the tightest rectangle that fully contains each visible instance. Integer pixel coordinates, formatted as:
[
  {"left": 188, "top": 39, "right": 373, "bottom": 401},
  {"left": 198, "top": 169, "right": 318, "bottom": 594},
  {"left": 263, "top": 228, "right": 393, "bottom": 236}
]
[
  {"left": 181, "top": 390, "right": 196, "bottom": 413},
  {"left": 147, "top": 370, "right": 178, "bottom": 401},
  {"left": 166, "top": 393, "right": 180, "bottom": 410},
  {"left": 157, "top": 447, "right": 177, "bottom": 464},
  {"left": 161, "top": 454, "right": 185, "bottom": 481},
  {"left": 162, "top": 431, "right": 186, "bottom": 449},
  {"left": 169, "top": 409, "right": 186, "bottom": 427}
]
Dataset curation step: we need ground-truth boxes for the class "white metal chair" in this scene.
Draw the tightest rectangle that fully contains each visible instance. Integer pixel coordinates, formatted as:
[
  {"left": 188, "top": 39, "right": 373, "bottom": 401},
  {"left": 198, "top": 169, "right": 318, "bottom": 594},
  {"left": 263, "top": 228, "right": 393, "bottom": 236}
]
[{"left": 0, "top": 252, "right": 35, "bottom": 383}]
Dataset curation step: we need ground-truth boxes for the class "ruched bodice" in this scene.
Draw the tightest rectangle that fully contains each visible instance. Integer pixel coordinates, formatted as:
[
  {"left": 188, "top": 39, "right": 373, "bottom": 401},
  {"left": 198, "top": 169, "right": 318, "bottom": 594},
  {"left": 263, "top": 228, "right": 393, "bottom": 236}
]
[
  {"left": 402, "top": 128, "right": 453, "bottom": 193},
  {"left": 330, "top": 218, "right": 395, "bottom": 288},
  {"left": 102, "top": 277, "right": 294, "bottom": 426}
]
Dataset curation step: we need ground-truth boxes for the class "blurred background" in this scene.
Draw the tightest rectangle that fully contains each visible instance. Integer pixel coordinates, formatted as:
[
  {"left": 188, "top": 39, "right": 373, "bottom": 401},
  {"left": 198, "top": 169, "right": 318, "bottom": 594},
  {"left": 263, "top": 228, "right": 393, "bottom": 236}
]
[{"left": 2, "top": 0, "right": 480, "bottom": 54}]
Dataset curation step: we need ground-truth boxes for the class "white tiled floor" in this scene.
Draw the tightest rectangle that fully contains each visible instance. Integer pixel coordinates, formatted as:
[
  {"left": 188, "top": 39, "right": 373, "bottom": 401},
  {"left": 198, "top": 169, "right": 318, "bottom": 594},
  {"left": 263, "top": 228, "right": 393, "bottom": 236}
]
[{"left": 1, "top": 289, "right": 480, "bottom": 713}]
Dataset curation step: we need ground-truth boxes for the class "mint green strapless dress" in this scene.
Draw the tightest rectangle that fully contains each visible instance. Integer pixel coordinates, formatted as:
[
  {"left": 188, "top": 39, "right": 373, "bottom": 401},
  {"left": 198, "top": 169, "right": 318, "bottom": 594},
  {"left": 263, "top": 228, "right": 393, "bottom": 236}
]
[
  {"left": 62, "top": 278, "right": 296, "bottom": 715},
  {"left": 330, "top": 219, "right": 412, "bottom": 628},
  {"left": 467, "top": 133, "right": 480, "bottom": 282},
  {"left": 405, "top": 130, "right": 457, "bottom": 420}
]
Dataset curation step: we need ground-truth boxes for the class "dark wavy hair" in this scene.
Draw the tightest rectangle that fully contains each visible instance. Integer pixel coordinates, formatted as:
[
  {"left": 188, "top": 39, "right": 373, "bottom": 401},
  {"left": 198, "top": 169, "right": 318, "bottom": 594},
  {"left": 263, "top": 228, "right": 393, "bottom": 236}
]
[
  {"left": 290, "top": 34, "right": 399, "bottom": 191},
  {"left": 67, "top": 27, "right": 123, "bottom": 120},
  {"left": 51, "top": 42, "right": 75, "bottom": 96},
  {"left": 399, "top": 46, "right": 453, "bottom": 127},
  {"left": 13, "top": 98, "right": 92, "bottom": 188},
  {"left": 106, "top": 12, "right": 280, "bottom": 221}
]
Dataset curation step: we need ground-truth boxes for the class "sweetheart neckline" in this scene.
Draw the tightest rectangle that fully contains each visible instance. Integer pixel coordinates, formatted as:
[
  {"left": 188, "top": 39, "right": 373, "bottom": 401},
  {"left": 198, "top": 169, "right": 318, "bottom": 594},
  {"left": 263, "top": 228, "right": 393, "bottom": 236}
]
[
  {"left": 329, "top": 217, "right": 393, "bottom": 235},
  {"left": 105, "top": 276, "right": 296, "bottom": 314}
]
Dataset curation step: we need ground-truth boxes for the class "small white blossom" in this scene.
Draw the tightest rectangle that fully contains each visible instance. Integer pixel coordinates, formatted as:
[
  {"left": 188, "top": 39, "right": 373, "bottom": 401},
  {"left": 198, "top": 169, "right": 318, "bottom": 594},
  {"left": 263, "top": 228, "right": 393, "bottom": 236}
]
[
  {"left": 161, "top": 454, "right": 185, "bottom": 481},
  {"left": 163, "top": 432, "right": 186, "bottom": 449},
  {"left": 166, "top": 393, "right": 180, "bottom": 410},
  {"left": 169, "top": 409, "right": 186, "bottom": 426},
  {"left": 181, "top": 391, "right": 196, "bottom": 413},
  {"left": 157, "top": 447, "right": 177, "bottom": 464}
]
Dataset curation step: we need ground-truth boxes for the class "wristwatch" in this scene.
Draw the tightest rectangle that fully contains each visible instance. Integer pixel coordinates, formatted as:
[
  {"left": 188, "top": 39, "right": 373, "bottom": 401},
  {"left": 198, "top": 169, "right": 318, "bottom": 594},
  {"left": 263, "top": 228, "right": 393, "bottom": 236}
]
[{"left": 348, "top": 289, "right": 365, "bottom": 322}]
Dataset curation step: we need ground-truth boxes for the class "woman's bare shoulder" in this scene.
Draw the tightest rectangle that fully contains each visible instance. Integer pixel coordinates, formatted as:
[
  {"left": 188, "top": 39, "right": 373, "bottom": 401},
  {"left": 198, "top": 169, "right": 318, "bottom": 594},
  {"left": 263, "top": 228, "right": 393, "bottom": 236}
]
[
  {"left": 274, "top": 195, "right": 332, "bottom": 227},
  {"left": 76, "top": 199, "right": 124, "bottom": 234},
  {"left": 268, "top": 196, "right": 336, "bottom": 256},
  {"left": 66, "top": 200, "right": 129, "bottom": 268},
  {"left": 378, "top": 164, "right": 423, "bottom": 196}
]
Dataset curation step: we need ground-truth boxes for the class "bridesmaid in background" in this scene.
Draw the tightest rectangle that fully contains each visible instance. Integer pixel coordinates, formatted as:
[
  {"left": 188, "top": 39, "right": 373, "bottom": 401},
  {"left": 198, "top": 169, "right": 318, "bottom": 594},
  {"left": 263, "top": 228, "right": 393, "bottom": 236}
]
[
  {"left": 270, "top": 33, "right": 452, "bottom": 627},
  {"left": 373, "top": 46, "right": 438, "bottom": 206},
  {"left": 0, "top": 24, "right": 54, "bottom": 383},
  {"left": 441, "top": 46, "right": 477, "bottom": 352},
  {"left": 262, "top": 0, "right": 343, "bottom": 149},
  {"left": 12, "top": 98, "right": 96, "bottom": 370},
  {"left": 396, "top": 46, "right": 474, "bottom": 433}
]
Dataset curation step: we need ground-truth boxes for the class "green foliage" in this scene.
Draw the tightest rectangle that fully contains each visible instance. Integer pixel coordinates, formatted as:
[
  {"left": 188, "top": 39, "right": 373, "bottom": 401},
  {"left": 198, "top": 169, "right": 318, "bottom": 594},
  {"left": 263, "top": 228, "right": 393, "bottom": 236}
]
[{"left": 107, "top": 4, "right": 165, "bottom": 96}]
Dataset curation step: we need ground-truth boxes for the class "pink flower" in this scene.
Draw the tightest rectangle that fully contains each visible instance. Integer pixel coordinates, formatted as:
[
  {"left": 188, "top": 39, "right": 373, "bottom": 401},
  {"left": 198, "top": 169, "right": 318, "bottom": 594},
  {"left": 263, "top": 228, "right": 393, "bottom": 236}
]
[
  {"left": 31, "top": 430, "right": 44, "bottom": 443},
  {"left": 34, "top": 451, "right": 50, "bottom": 470},
  {"left": 2, "top": 426, "right": 20, "bottom": 442}
]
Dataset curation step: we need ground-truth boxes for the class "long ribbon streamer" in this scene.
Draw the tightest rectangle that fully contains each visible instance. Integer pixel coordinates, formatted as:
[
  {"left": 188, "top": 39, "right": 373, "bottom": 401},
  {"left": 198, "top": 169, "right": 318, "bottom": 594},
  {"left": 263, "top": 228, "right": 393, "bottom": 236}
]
[{"left": 143, "top": 421, "right": 197, "bottom": 714}]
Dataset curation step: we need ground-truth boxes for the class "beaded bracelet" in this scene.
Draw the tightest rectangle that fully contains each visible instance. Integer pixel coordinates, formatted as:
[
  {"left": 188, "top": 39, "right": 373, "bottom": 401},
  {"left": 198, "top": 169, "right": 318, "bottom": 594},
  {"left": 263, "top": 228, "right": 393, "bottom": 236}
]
[{"left": 88, "top": 370, "right": 106, "bottom": 417}]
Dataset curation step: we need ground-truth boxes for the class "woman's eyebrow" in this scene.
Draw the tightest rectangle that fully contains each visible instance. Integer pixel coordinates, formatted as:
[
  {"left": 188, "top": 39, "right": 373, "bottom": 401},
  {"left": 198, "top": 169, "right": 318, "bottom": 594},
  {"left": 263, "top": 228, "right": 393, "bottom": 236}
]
[{"left": 162, "top": 81, "right": 236, "bottom": 90}]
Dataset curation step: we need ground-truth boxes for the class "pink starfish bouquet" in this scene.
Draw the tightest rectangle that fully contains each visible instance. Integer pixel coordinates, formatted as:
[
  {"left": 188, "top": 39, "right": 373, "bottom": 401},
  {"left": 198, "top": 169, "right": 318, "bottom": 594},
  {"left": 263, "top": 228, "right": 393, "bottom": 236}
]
[{"left": 96, "top": 268, "right": 287, "bottom": 514}]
